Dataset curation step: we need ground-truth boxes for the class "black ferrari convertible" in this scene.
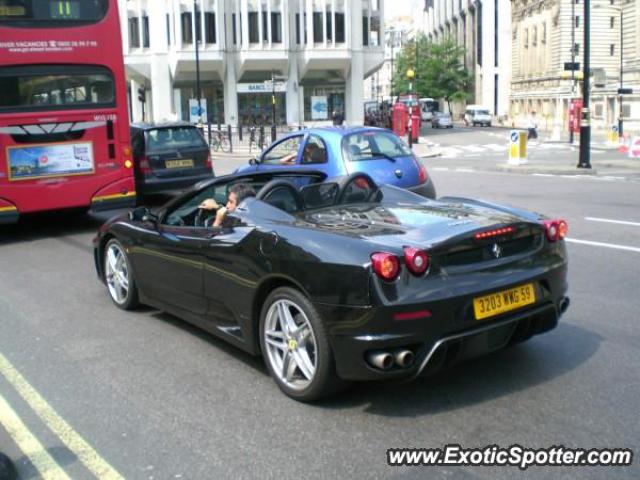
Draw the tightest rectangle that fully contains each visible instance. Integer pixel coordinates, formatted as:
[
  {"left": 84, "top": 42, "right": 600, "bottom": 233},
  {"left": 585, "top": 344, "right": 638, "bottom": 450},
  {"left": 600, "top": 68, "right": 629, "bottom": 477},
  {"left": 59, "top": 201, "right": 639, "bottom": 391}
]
[{"left": 93, "top": 170, "right": 569, "bottom": 401}]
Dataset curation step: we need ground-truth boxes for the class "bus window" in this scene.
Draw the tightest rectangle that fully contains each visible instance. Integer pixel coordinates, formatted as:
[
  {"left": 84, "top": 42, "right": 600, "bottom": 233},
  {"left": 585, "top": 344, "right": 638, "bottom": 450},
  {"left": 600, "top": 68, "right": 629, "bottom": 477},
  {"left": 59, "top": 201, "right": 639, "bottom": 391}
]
[
  {"left": 0, "top": 0, "right": 108, "bottom": 26},
  {"left": 0, "top": 65, "right": 115, "bottom": 111}
]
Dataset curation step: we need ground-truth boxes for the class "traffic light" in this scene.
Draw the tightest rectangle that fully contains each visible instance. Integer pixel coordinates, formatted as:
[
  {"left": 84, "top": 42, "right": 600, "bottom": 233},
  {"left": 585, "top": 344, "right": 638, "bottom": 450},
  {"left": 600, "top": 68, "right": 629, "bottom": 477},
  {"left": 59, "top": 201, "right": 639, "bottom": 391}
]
[{"left": 137, "top": 87, "right": 146, "bottom": 103}]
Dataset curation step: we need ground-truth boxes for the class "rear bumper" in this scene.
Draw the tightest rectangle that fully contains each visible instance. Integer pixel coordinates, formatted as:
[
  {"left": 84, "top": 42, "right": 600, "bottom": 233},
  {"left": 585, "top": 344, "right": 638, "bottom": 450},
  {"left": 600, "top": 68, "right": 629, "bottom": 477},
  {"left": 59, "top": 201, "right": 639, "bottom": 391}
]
[
  {"left": 317, "top": 265, "right": 568, "bottom": 381},
  {"left": 137, "top": 172, "right": 214, "bottom": 194},
  {"left": 407, "top": 179, "right": 436, "bottom": 199}
]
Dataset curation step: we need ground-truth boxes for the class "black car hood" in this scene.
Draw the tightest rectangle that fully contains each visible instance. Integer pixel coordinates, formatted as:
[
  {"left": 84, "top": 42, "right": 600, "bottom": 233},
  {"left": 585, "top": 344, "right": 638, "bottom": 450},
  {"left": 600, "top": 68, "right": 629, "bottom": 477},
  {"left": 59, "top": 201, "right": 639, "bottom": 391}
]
[{"left": 298, "top": 201, "right": 528, "bottom": 247}]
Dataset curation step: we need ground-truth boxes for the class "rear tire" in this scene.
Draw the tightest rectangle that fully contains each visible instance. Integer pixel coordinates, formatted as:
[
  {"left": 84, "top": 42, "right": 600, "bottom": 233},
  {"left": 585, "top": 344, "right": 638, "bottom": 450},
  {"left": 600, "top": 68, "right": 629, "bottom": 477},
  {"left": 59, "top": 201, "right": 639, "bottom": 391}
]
[
  {"left": 259, "top": 287, "right": 347, "bottom": 401},
  {"left": 104, "top": 239, "right": 139, "bottom": 310}
]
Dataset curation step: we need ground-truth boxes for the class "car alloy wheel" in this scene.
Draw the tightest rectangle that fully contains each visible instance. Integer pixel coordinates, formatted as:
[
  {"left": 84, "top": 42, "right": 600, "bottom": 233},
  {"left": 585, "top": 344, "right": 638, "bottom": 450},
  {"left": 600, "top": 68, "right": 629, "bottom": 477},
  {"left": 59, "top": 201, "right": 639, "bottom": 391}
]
[
  {"left": 104, "top": 239, "right": 139, "bottom": 310},
  {"left": 259, "top": 287, "right": 346, "bottom": 401},
  {"left": 263, "top": 299, "right": 317, "bottom": 391}
]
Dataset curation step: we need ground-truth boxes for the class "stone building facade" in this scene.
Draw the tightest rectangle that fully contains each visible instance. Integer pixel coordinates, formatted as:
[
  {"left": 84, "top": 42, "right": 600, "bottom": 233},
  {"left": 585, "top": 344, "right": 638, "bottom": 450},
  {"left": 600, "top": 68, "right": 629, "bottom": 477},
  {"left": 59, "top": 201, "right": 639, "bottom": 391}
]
[{"left": 511, "top": 0, "right": 640, "bottom": 134}]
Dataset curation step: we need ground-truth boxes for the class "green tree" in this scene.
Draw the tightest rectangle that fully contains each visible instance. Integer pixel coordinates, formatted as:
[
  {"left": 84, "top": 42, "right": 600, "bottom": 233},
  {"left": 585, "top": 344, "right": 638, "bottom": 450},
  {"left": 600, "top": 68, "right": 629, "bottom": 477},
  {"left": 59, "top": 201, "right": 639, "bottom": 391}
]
[{"left": 392, "top": 36, "right": 472, "bottom": 113}]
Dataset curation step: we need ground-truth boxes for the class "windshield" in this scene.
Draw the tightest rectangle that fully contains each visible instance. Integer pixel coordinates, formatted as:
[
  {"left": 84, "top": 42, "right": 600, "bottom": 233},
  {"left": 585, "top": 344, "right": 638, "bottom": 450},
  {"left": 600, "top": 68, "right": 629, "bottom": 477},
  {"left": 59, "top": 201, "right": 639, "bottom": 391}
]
[
  {"left": 477, "top": 110, "right": 490, "bottom": 115},
  {"left": 0, "top": 0, "right": 108, "bottom": 26},
  {"left": 343, "top": 131, "right": 412, "bottom": 162},
  {"left": 146, "top": 127, "right": 208, "bottom": 152},
  {"left": 0, "top": 65, "right": 115, "bottom": 112}
]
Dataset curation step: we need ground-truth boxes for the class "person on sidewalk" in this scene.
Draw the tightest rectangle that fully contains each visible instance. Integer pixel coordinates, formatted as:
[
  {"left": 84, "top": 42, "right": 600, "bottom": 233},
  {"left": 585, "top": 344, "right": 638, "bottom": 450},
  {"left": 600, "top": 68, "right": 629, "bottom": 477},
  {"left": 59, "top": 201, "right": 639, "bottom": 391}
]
[{"left": 527, "top": 112, "right": 539, "bottom": 140}]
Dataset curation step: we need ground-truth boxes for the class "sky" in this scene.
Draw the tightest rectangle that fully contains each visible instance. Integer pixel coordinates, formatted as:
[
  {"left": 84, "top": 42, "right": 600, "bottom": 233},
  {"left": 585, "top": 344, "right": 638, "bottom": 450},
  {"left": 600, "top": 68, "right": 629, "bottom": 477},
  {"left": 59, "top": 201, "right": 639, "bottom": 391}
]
[{"left": 385, "top": 0, "right": 422, "bottom": 20}]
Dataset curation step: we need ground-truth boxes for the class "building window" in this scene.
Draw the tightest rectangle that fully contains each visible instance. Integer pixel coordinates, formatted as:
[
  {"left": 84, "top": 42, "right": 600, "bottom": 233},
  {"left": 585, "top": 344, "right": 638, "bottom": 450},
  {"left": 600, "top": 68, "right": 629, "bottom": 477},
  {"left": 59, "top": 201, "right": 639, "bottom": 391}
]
[
  {"left": 575, "top": 16, "right": 579, "bottom": 28},
  {"left": 295, "top": 13, "right": 308, "bottom": 44},
  {"left": 610, "top": 16, "right": 615, "bottom": 29},
  {"left": 532, "top": 26, "right": 537, "bottom": 46},
  {"left": 248, "top": 12, "right": 259, "bottom": 43},
  {"left": 574, "top": 43, "right": 580, "bottom": 55},
  {"left": 205, "top": 12, "right": 216, "bottom": 44},
  {"left": 232, "top": 13, "right": 237, "bottom": 45},
  {"left": 128, "top": 17, "right": 140, "bottom": 48},
  {"left": 142, "top": 16, "right": 149, "bottom": 48},
  {"left": 271, "top": 12, "right": 282, "bottom": 43},
  {"left": 262, "top": 11, "right": 268, "bottom": 41},
  {"left": 166, "top": 14, "right": 171, "bottom": 45},
  {"left": 326, "top": 13, "right": 332, "bottom": 40},
  {"left": 181, "top": 12, "right": 193, "bottom": 44},
  {"left": 622, "top": 104, "right": 631, "bottom": 118},
  {"left": 334, "top": 13, "right": 345, "bottom": 43},
  {"left": 362, "top": 16, "right": 369, "bottom": 46},
  {"left": 313, "top": 12, "right": 323, "bottom": 43},
  {"left": 477, "top": 1, "right": 483, "bottom": 66},
  {"left": 594, "top": 103, "right": 604, "bottom": 117},
  {"left": 370, "top": 16, "right": 381, "bottom": 46},
  {"left": 610, "top": 44, "right": 615, "bottom": 56},
  {"left": 524, "top": 28, "right": 528, "bottom": 48},
  {"left": 542, "top": 22, "right": 546, "bottom": 44}
]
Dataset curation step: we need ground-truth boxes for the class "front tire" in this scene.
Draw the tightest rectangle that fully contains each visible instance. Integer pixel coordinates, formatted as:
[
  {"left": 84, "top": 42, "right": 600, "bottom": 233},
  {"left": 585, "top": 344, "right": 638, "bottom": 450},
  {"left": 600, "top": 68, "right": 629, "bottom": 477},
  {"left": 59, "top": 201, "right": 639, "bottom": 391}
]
[
  {"left": 259, "top": 287, "right": 345, "bottom": 401},
  {"left": 104, "top": 239, "right": 139, "bottom": 310}
]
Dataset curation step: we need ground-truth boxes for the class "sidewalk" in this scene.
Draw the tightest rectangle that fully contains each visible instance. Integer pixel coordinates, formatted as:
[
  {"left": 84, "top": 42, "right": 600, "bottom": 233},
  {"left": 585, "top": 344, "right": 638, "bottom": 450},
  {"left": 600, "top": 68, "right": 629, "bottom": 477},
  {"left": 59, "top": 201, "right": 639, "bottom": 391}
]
[{"left": 412, "top": 134, "right": 640, "bottom": 177}]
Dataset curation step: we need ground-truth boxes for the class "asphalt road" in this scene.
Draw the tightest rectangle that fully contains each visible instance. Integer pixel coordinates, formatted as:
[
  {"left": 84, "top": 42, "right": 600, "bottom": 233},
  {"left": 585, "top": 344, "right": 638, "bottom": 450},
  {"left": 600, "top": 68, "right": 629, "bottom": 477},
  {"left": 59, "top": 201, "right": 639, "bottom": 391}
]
[{"left": 1, "top": 146, "right": 639, "bottom": 479}]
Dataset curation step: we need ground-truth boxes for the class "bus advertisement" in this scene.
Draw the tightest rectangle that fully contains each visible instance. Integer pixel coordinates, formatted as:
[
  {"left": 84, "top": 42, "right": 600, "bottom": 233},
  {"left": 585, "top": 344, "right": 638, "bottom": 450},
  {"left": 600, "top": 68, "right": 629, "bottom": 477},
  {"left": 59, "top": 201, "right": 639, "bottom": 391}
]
[{"left": 0, "top": 0, "right": 135, "bottom": 224}]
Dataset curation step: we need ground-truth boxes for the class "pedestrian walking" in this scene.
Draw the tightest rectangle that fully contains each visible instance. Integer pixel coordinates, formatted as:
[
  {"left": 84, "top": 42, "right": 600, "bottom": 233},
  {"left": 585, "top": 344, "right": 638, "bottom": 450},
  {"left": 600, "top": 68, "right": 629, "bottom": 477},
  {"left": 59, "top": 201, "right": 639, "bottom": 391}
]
[{"left": 527, "top": 111, "right": 539, "bottom": 140}]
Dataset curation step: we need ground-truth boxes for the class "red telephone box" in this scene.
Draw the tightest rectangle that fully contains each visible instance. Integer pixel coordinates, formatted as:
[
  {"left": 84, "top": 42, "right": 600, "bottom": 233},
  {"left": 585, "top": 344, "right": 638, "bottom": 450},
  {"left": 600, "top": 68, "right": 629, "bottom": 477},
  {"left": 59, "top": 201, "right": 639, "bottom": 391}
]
[
  {"left": 392, "top": 102, "right": 408, "bottom": 137},
  {"left": 569, "top": 99, "right": 583, "bottom": 133}
]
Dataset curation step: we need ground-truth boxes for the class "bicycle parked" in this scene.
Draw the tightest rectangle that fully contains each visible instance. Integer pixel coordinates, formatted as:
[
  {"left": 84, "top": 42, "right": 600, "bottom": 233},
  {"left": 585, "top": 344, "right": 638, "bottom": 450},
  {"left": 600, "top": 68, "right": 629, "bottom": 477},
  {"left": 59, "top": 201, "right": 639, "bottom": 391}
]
[{"left": 210, "top": 130, "right": 231, "bottom": 153}]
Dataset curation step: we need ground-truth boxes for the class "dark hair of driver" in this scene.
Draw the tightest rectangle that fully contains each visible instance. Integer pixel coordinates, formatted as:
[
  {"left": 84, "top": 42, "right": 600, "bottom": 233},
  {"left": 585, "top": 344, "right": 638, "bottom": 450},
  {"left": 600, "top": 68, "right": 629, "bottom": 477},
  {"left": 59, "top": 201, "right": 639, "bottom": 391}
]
[{"left": 229, "top": 182, "right": 256, "bottom": 204}]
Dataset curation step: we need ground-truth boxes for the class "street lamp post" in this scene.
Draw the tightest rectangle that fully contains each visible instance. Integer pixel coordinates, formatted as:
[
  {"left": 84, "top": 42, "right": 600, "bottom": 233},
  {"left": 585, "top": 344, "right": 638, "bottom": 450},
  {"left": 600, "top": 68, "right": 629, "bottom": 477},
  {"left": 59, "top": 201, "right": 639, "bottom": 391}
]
[
  {"left": 407, "top": 68, "right": 415, "bottom": 149},
  {"left": 577, "top": 0, "right": 591, "bottom": 169},
  {"left": 618, "top": 5, "right": 624, "bottom": 137}
]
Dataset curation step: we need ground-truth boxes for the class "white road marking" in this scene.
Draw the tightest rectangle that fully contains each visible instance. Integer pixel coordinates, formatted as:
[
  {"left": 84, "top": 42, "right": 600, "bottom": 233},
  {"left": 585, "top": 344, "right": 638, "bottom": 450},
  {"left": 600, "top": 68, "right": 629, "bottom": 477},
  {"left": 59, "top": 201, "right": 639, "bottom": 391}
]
[
  {"left": 455, "top": 168, "right": 475, "bottom": 173},
  {"left": 566, "top": 238, "right": 640, "bottom": 253},
  {"left": 585, "top": 217, "right": 640, "bottom": 227},
  {"left": 433, "top": 167, "right": 450, "bottom": 171}
]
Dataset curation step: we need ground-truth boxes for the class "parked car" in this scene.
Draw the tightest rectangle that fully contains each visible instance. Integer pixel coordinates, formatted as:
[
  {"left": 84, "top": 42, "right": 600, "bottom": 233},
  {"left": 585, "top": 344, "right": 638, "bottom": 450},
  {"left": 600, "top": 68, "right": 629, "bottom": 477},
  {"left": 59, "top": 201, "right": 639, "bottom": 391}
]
[
  {"left": 464, "top": 105, "right": 493, "bottom": 127},
  {"left": 94, "top": 170, "right": 570, "bottom": 401},
  {"left": 432, "top": 111, "right": 453, "bottom": 129},
  {"left": 130, "top": 122, "right": 213, "bottom": 194},
  {"left": 235, "top": 127, "right": 436, "bottom": 199}
]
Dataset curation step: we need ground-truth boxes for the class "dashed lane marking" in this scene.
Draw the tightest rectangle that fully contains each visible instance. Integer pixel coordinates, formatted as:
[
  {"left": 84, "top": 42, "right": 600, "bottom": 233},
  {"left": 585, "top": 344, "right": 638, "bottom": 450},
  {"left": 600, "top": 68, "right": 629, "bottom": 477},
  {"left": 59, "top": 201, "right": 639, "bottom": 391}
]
[
  {"left": 0, "top": 353, "right": 124, "bottom": 480},
  {"left": 0, "top": 392, "right": 70, "bottom": 480},
  {"left": 585, "top": 217, "right": 640, "bottom": 227},
  {"left": 566, "top": 238, "right": 640, "bottom": 253}
]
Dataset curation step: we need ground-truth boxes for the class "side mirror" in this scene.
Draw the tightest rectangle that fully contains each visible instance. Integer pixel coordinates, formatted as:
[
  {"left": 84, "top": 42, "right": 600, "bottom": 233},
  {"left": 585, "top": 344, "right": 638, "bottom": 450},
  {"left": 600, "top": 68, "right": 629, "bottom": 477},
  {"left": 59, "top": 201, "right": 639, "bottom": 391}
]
[
  {"left": 249, "top": 156, "right": 259, "bottom": 165},
  {"left": 129, "top": 206, "right": 157, "bottom": 224}
]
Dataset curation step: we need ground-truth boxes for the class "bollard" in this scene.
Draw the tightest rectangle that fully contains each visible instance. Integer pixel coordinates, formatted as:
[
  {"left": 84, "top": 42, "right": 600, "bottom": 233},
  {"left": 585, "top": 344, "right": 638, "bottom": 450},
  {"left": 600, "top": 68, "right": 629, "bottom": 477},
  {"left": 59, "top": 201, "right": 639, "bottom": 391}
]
[
  {"left": 238, "top": 124, "right": 243, "bottom": 142},
  {"left": 271, "top": 124, "right": 277, "bottom": 142},
  {"left": 207, "top": 122, "right": 212, "bottom": 148},
  {"left": 259, "top": 126, "right": 265, "bottom": 149},
  {"left": 227, "top": 124, "right": 233, "bottom": 153},
  {"left": 508, "top": 130, "right": 528, "bottom": 165}
]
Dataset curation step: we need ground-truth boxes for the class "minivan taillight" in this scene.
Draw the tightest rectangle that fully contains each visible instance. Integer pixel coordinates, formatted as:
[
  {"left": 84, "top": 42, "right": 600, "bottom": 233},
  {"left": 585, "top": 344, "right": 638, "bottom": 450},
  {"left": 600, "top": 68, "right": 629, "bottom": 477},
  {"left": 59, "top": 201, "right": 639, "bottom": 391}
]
[{"left": 139, "top": 157, "right": 152, "bottom": 175}]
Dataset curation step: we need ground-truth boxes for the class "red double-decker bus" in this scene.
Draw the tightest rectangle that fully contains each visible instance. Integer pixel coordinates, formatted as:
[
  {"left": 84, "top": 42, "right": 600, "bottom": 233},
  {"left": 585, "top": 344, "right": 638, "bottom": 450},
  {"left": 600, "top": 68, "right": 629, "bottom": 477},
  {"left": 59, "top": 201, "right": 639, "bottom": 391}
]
[{"left": 0, "top": 0, "right": 135, "bottom": 224}]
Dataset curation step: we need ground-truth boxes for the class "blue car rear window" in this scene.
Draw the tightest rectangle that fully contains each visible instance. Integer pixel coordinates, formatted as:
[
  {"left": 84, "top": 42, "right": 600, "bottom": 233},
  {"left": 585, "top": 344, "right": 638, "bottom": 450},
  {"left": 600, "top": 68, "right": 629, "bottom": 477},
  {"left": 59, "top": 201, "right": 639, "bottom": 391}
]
[{"left": 343, "top": 131, "right": 412, "bottom": 162}]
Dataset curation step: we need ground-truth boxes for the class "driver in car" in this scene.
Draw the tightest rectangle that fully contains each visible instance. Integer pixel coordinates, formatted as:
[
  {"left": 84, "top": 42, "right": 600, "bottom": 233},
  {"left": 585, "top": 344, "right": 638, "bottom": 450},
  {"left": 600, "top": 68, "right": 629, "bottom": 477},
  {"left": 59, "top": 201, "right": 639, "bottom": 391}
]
[{"left": 198, "top": 183, "right": 256, "bottom": 228}]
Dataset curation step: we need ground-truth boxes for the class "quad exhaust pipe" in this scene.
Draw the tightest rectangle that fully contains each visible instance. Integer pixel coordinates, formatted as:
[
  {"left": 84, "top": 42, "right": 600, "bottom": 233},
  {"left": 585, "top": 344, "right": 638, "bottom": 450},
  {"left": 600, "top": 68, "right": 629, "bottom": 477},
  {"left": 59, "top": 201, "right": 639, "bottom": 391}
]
[
  {"left": 393, "top": 349, "right": 415, "bottom": 368},
  {"left": 366, "top": 349, "right": 415, "bottom": 370},
  {"left": 366, "top": 351, "right": 394, "bottom": 370}
]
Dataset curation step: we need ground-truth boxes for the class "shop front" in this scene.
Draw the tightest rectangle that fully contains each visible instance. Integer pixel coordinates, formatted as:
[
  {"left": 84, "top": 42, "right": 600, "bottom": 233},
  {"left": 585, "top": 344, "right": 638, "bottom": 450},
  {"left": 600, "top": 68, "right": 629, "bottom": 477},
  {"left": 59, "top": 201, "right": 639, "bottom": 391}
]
[
  {"left": 237, "top": 83, "right": 287, "bottom": 125},
  {"left": 174, "top": 81, "right": 225, "bottom": 125},
  {"left": 302, "top": 84, "right": 345, "bottom": 123}
]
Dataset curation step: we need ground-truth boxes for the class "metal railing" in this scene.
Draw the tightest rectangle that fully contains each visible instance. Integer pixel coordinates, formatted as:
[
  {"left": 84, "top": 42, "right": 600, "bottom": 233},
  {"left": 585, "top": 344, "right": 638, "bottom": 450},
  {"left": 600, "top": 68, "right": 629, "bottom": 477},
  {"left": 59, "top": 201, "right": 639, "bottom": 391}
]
[{"left": 197, "top": 123, "right": 308, "bottom": 155}]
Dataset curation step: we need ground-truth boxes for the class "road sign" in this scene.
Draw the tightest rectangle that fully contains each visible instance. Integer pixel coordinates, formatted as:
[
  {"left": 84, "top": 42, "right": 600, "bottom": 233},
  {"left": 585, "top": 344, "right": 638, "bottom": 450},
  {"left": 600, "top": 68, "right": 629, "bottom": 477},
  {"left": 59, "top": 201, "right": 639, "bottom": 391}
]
[
  {"left": 564, "top": 62, "right": 580, "bottom": 71},
  {"left": 629, "top": 137, "right": 640, "bottom": 159},
  {"left": 508, "top": 130, "right": 527, "bottom": 165},
  {"left": 618, "top": 88, "right": 633, "bottom": 95}
]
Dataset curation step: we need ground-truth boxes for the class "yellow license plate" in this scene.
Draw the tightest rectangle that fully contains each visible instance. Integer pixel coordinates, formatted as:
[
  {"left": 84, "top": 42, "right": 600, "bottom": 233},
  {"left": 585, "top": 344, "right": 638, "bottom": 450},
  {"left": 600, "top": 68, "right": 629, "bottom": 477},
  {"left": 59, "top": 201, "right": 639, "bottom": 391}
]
[
  {"left": 165, "top": 159, "right": 194, "bottom": 168},
  {"left": 473, "top": 283, "right": 536, "bottom": 320}
]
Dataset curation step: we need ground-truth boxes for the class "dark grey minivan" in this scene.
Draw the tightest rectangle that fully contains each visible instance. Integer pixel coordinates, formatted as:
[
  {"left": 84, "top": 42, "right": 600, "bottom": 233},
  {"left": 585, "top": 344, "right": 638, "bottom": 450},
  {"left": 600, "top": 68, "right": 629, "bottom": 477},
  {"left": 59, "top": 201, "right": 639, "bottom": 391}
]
[{"left": 130, "top": 122, "right": 213, "bottom": 194}]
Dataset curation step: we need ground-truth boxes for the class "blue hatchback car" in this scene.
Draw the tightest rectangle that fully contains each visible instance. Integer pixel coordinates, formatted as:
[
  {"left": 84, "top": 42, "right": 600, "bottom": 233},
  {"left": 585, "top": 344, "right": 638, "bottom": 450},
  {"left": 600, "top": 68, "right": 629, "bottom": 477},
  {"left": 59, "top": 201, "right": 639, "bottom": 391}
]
[{"left": 235, "top": 127, "right": 436, "bottom": 198}]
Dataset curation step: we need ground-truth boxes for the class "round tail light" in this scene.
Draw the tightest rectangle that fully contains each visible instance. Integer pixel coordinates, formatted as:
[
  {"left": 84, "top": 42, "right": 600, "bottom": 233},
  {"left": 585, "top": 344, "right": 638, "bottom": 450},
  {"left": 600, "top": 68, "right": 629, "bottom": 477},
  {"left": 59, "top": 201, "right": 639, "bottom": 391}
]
[
  {"left": 403, "top": 247, "right": 429, "bottom": 275},
  {"left": 371, "top": 252, "right": 400, "bottom": 282}
]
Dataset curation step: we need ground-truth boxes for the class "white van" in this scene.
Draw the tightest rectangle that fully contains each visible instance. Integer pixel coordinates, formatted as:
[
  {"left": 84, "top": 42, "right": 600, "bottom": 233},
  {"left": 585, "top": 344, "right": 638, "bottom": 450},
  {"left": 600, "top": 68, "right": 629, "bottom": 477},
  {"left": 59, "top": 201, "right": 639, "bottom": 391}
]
[{"left": 464, "top": 105, "right": 492, "bottom": 127}]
